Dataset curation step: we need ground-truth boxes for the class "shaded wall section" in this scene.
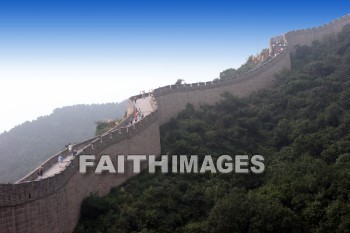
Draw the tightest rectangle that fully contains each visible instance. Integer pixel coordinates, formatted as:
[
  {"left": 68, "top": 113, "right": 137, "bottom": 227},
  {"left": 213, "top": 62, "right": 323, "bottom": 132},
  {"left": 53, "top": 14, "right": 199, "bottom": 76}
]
[
  {"left": 154, "top": 49, "right": 291, "bottom": 125},
  {"left": 1, "top": 13, "right": 350, "bottom": 233},
  {"left": 0, "top": 111, "right": 160, "bottom": 233}
]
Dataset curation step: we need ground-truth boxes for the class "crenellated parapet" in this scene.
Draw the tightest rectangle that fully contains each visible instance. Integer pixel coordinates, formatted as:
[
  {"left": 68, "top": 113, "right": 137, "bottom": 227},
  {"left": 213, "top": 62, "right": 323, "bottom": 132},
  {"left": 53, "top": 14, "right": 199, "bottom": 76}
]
[
  {"left": 153, "top": 48, "right": 292, "bottom": 125},
  {"left": 285, "top": 13, "right": 350, "bottom": 51},
  {"left": 15, "top": 137, "right": 98, "bottom": 184},
  {"left": 81, "top": 110, "right": 158, "bottom": 155},
  {"left": 0, "top": 158, "right": 78, "bottom": 207},
  {"left": 152, "top": 14, "right": 350, "bottom": 100},
  {"left": 0, "top": 106, "right": 159, "bottom": 207},
  {"left": 153, "top": 49, "right": 290, "bottom": 99},
  {"left": 1, "top": 13, "right": 350, "bottom": 233}
]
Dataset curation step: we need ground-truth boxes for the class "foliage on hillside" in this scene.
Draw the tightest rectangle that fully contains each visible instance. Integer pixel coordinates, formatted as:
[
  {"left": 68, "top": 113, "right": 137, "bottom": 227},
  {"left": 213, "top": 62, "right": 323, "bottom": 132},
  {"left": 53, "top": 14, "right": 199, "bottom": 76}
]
[
  {"left": 220, "top": 48, "right": 270, "bottom": 79},
  {"left": 0, "top": 101, "right": 127, "bottom": 183},
  {"left": 75, "top": 26, "right": 350, "bottom": 233},
  {"left": 95, "top": 119, "right": 121, "bottom": 136},
  {"left": 95, "top": 120, "right": 117, "bottom": 136}
]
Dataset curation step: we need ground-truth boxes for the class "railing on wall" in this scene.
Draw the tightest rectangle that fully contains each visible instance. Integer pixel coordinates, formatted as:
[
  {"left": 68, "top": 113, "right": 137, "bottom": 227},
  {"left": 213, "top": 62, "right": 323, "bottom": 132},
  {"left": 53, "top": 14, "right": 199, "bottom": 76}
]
[
  {"left": 16, "top": 99, "right": 135, "bottom": 184},
  {"left": 2, "top": 12, "right": 350, "bottom": 207},
  {"left": 0, "top": 97, "right": 159, "bottom": 207},
  {"left": 15, "top": 137, "right": 98, "bottom": 183}
]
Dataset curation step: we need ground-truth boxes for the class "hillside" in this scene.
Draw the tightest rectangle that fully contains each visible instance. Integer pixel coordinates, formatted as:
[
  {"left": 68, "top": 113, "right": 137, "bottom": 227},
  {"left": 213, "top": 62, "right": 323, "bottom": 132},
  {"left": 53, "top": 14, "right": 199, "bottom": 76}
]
[
  {"left": 75, "top": 26, "right": 350, "bottom": 233},
  {"left": 0, "top": 101, "right": 127, "bottom": 183}
]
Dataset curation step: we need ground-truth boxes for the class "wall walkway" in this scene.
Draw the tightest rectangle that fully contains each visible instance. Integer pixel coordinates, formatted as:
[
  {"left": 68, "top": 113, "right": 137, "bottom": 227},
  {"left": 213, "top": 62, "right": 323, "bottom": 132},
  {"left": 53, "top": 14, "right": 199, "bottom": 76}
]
[{"left": 1, "top": 13, "right": 350, "bottom": 233}]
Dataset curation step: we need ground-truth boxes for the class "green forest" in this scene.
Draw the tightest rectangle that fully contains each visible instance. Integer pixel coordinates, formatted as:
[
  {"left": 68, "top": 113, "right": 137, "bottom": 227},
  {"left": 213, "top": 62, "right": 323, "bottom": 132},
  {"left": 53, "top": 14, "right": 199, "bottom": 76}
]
[{"left": 75, "top": 26, "right": 350, "bottom": 233}]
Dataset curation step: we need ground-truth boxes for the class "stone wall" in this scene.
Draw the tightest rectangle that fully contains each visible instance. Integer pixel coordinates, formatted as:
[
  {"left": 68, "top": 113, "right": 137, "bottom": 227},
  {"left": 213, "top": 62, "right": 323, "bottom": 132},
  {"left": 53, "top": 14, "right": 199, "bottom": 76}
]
[
  {"left": 0, "top": 109, "right": 161, "bottom": 233},
  {"left": 285, "top": 14, "right": 350, "bottom": 51},
  {"left": 154, "top": 49, "right": 291, "bottom": 125},
  {"left": 1, "top": 13, "right": 350, "bottom": 233},
  {"left": 154, "top": 14, "right": 350, "bottom": 125}
]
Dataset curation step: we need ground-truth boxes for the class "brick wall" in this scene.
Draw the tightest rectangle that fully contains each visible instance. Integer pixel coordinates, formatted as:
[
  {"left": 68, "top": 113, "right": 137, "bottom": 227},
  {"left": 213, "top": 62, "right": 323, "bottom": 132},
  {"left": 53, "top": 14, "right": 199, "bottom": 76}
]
[
  {"left": 285, "top": 14, "right": 350, "bottom": 51},
  {"left": 0, "top": 110, "right": 161, "bottom": 233},
  {"left": 1, "top": 13, "right": 350, "bottom": 233},
  {"left": 154, "top": 49, "right": 291, "bottom": 125}
]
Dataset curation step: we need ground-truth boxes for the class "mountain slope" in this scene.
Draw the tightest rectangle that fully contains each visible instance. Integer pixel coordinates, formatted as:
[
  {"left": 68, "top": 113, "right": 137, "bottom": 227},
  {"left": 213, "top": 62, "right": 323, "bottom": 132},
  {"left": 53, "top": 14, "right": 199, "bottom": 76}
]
[
  {"left": 75, "top": 26, "right": 350, "bottom": 233},
  {"left": 0, "top": 101, "right": 127, "bottom": 183}
]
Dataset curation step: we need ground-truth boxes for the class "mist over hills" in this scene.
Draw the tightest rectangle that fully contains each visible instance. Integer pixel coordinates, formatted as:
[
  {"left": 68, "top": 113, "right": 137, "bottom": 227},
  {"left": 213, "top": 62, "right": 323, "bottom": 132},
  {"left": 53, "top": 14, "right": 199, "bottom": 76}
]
[{"left": 0, "top": 101, "right": 127, "bottom": 183}]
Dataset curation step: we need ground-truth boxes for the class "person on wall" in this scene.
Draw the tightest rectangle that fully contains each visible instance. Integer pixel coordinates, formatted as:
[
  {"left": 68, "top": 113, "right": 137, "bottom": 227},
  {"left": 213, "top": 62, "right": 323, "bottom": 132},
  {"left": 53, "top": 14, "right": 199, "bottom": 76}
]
[
  {"left": 58, "top": 155, "right": 64, "bottom": 167},
  {"left": 37, "top": 166, "right": 44, "bottom": 179}
]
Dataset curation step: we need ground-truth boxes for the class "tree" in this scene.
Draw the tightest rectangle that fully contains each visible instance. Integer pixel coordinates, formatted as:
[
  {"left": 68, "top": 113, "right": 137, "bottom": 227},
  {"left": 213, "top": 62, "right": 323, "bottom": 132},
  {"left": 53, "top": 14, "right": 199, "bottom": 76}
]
[{"left": 175, "top": 79, "right": 184, "bottom": 85}]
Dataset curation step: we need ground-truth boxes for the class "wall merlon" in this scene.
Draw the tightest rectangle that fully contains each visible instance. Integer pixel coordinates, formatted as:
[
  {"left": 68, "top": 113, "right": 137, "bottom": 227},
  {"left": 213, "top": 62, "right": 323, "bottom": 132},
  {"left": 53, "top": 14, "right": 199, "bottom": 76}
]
[
  {"left": 101, "top": 134, "right": 110, "bottom": 146},
  {"left": 92, "top": 139, "right": 101, "bottom": 151},
  {"left": 114, "top": 131, "right": 124, "bottom": 141},
  {"left": 1, "top": 13, "right": 350, "bottom": 233},
  {"left": 153, "top": 49, "right": 290, "bottom": 99},
  {"left": 110, "top": 131, "right": 118, "bottom": 139},
  {"left": 120, "top": 127, "right": 127, "bottom": 135},
  {"left": 82, "top": 145, "right": 92, "bottom": 155}
]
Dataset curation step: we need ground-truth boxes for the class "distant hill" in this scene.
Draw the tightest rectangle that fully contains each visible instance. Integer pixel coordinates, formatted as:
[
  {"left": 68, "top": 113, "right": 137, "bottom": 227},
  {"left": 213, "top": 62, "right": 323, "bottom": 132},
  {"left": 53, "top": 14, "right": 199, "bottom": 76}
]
[{"left": 0, "top": 101, "right": 127, "bottom": 183}]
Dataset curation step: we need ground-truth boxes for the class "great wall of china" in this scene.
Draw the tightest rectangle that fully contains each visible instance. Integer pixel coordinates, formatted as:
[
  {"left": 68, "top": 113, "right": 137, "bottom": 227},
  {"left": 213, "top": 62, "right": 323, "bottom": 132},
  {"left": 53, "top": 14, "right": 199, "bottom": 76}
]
[{"left": 1, "top": 14, "right": 350, "bottom": 233}]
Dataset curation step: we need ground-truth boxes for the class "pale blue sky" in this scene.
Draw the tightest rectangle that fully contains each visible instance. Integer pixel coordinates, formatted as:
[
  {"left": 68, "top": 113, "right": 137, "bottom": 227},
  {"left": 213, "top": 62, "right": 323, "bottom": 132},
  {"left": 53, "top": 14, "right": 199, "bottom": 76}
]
[{"left": 0, "top": 0, "right": 349, "bottom": 132}]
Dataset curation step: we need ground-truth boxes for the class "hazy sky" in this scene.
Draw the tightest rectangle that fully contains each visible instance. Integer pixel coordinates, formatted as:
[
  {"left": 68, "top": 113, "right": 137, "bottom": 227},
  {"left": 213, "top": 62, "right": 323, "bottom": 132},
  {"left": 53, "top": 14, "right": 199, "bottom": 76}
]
[{"left": 0, "top": 0, "right": 349, "bottom": 133}]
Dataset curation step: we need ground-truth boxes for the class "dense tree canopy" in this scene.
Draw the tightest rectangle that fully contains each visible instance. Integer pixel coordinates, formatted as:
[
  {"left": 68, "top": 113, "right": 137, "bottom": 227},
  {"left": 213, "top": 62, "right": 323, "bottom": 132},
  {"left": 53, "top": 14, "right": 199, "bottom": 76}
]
[{"left": 75, "top": 26, "right": 350, "bottom": 233}]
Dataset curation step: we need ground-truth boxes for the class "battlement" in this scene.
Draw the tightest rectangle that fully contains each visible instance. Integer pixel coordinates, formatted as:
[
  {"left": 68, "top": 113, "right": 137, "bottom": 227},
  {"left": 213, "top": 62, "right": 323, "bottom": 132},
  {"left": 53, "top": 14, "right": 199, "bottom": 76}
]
[
  {"left": 0, "top": 107, "right": 159, "bottom": 207},
  {"left": 15, "top": 99, "right": 136, "bottom": 184},
  {"left": 287, "top": 13, "right": 350, "bottom": 35},
  {"left": 285, "top": 13, "right": 350, "bottom": 51},
  {"left": 1, "top": 13, "right": 350, "bottom": 233},
  {"left": 0, "top": 158, "right": 77, "bottom": 207},
  {"left": 153, "top": 49, "right": 289, "bottom": 99},
  {"left": 15, "top": 137, "right": 98, "bottom": 184}
]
